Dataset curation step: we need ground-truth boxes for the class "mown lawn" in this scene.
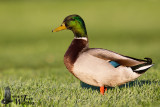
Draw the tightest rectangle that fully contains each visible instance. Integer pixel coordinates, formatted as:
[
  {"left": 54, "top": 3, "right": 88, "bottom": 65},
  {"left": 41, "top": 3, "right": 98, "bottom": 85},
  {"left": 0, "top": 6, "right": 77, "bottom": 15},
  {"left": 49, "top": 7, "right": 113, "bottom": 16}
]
[{"left": 0, "top": 1, "right": 160, "bottom": 107}]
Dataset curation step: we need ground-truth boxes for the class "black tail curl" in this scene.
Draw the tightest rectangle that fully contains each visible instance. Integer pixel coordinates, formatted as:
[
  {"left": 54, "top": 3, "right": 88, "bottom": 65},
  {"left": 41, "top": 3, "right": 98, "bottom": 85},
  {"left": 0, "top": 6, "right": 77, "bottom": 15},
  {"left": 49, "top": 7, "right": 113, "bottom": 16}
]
[
  {"left": 131, "top": 57, "right": 153, "bottom": 74},
  {"left": 144, "top": 57, "right": 152, "bottom": 64}
]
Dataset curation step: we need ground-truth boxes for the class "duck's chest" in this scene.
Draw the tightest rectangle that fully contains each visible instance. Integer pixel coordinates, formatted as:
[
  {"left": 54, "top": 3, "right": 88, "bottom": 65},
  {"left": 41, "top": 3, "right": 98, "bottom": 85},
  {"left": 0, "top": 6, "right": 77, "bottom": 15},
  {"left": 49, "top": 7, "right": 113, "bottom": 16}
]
[{"left": 64, "top": 39, "right": 88, "bottom": 72}]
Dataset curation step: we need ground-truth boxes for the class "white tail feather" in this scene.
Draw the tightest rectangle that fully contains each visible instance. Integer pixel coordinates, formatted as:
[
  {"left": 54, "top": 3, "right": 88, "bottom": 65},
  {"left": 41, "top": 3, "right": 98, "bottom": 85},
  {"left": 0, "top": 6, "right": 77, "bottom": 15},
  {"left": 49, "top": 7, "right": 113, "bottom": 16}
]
[{"left": 134, "top": 64, "right": 154, "bottom": 71}]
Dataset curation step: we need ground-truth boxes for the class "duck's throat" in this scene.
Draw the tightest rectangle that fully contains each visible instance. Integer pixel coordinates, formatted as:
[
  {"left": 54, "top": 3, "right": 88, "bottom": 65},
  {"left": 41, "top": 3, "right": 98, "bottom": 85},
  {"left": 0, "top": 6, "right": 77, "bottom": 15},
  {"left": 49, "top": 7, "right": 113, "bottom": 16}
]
[
  {"left": 72, "top": 27, "right": 88, "bottom": 38},
  {"left": 73, "top": 31, "right": 87, "bottom": 38},
  {"left": 64, "top": 38, "right": 88, "bottom": 71}
]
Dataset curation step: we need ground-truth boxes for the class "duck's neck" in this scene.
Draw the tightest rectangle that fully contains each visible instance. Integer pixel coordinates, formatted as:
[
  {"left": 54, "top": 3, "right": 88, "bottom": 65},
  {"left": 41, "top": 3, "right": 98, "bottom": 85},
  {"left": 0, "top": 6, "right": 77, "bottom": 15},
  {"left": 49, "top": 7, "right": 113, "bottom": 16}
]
[
  {"left": 74, "top": 37, "right": 88, "bottom": 41},
  {"left": 64, "top": 38, "right": 88, "bottom": 71},
  {"left": 72, "top": 25, "right": 88, "bottom": 38}
]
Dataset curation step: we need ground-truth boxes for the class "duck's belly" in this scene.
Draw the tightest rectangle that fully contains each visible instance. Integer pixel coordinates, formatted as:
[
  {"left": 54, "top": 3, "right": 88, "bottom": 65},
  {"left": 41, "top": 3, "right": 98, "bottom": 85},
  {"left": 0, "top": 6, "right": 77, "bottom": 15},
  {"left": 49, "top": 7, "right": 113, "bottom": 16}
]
[{"left": 73, "top": 53, "right": 140, "bottom": 87}]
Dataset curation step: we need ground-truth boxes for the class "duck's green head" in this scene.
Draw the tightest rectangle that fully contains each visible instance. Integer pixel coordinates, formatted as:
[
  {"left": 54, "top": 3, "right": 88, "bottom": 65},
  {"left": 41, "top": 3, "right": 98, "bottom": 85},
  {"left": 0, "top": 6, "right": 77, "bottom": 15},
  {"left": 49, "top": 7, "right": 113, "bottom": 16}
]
[{"left": 53, "top": 14, "right": 87, "bottom": 38}]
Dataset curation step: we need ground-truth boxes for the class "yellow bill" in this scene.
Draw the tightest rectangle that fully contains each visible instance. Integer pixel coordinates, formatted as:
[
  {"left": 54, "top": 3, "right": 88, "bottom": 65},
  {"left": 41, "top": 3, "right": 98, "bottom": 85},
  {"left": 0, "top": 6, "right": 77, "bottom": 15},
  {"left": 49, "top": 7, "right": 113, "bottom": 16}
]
[{"left": 52, "top": 23, "right": 67, "bottom": 32}]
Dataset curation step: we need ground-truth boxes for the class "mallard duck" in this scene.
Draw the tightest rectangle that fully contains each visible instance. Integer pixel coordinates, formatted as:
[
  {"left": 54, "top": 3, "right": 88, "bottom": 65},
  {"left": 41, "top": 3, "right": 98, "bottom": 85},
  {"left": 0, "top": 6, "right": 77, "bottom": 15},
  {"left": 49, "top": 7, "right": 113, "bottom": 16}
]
[{"left": 52, "top": 14, "right": 154, "bottom": 95}]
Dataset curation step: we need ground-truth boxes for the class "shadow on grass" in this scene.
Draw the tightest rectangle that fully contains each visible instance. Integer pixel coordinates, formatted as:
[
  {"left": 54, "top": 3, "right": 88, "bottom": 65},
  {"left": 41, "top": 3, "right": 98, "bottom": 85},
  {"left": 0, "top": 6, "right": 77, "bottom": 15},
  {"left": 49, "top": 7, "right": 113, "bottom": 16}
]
[{"left": 80, "top": 80, "right": 160, "bottom": 91}]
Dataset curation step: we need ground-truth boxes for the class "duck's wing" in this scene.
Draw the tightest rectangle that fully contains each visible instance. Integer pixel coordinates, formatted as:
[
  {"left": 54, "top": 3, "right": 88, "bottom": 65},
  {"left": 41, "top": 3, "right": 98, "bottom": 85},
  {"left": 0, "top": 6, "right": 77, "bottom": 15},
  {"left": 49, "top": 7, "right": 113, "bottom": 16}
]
[{"left": 86, "top": 48, "right": 150, "bottom": 67}]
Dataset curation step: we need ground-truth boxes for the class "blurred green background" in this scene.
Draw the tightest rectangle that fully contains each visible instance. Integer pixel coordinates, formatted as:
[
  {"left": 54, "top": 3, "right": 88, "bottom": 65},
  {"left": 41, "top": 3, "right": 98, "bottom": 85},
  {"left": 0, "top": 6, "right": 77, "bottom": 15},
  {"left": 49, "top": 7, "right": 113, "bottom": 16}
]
[
  {"left": 0, "top": 0, "right": 160, "bottom": 106},
  {"left": 0, "top": 0, "right": 160, "bottom": 70}
]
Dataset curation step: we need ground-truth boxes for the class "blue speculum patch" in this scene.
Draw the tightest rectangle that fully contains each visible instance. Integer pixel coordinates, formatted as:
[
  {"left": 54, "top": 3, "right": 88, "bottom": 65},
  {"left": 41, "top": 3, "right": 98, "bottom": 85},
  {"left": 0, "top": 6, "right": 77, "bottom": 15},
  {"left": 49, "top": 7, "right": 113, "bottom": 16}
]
[{"left": 109, "top": 61, "right": 120, "bottom": 68}]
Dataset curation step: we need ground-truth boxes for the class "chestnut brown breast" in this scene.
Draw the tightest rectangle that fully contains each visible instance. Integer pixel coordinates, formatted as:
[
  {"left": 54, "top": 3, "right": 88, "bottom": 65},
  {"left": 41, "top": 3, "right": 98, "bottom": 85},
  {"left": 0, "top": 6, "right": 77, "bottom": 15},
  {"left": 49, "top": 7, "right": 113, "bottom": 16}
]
[{"left": 64, "top": 39, "right": 88, "bottom": 73}]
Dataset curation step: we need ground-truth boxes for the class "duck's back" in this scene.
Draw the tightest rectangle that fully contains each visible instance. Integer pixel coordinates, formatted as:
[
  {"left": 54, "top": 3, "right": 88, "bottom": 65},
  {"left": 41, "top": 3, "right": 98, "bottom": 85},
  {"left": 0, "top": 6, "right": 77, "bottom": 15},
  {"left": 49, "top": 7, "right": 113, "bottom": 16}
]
[{"left": 73, "top": 52, "right": 140, "bottom": 87}]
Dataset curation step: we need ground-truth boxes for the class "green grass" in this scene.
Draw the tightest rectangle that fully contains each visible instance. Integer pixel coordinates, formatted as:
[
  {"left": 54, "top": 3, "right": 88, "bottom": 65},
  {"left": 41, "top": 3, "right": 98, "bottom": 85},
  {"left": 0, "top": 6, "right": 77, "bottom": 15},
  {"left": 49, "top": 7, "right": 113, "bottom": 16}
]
[{"left": 0, "top": 0, "right": 160, "bottom": 106}]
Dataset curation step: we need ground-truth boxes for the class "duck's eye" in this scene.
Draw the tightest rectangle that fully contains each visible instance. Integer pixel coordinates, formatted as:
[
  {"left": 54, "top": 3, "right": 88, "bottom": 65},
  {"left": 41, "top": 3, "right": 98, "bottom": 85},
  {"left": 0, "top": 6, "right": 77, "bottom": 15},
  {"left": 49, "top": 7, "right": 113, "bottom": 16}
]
[{"left": 64, "top": 23, "right": 68, "bottom": 27}]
